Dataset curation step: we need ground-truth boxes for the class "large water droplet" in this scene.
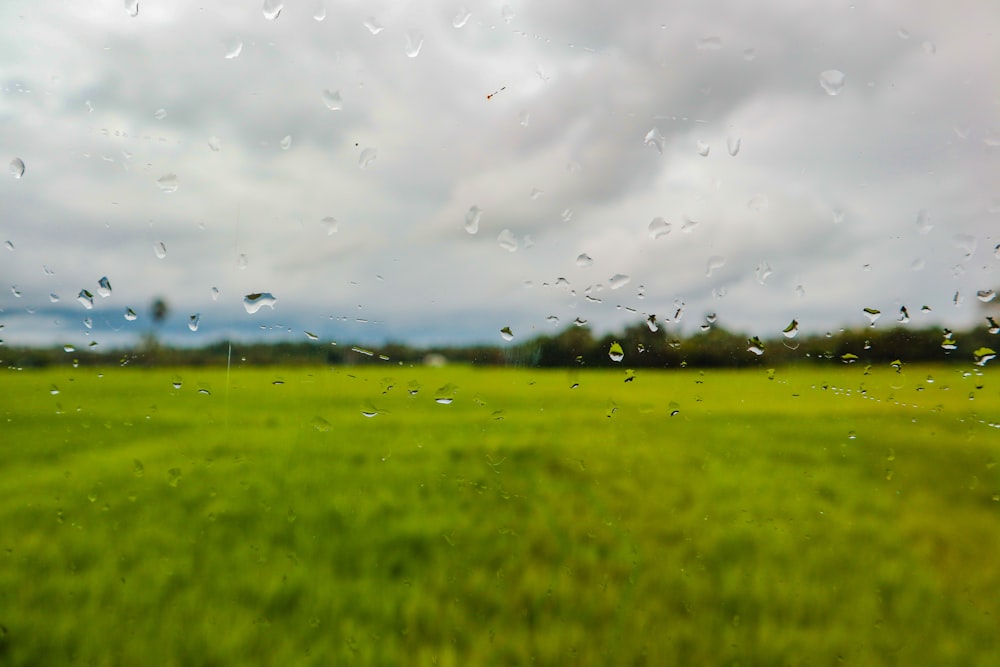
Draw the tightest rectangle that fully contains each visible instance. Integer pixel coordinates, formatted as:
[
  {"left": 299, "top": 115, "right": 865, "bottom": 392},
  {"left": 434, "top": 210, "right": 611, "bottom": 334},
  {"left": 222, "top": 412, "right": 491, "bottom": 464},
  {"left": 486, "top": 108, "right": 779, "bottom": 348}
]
[
  {"left": 915, "top": 208, "right": 932, "bottom": 234},
  {"left": 863, "top": 307, "right": 881, "bottom": 326},
  {"left": 464, "top": 206, "right": 481, "bottom": 234},
  {"left": 747, "top": 336, "right": 765, "bottom": 355},
  {"left": 500, "top": 326, "right": 514, "bottom": 342},
  {"left": 262, "top": 0, "right": 283, "bottom": 20},
  {"left": 97, "top": 276, "right": 112, "bottom": 297},
  {"left": 243, "top": 292, "right": 277, "bottom": 314},
  {"left": 755, "top": 261, "right": 773, "bottom": 285},
  {"left": 648, "top": 217, "right": 671, "bottom": 239},
  {"left": 10, "top": 158, "right": 25, "bottom": 179},
  {"left": 280, "top": 135, "right": 292, "bottom": 150},
  {"left": 941, "top": 329, "right": 958, "bottom": 350},
  {"left": 125, "top": 307, "right": 137, "bottom": 321},
  {"left": 576, "top": 253, "right": 593, "bottom": 267},
  {"left": 501, "top": 4, "right": 515, "bottom": 23},
  {"left": 782, "top": 319, "right": 799, "bottom": 338},
  {"left": 497, "top": 229, "right": 518, "bottom": 252},
  {"left": 321, "top": 216, "right": 338, "bottom": 235},
  {"left": 608, "top": 341, "right": 624, "bottom": 362},
  {"left": 986, "top": 316, "right": 1000, "bottom": 335},
  {"left": 952, "top": 233, "right": 977, "bottom": 258},
  {"left": 453, "top": 7, "right": 471, "bottom": 28},
  {"left": 154, "top": 242, "right": 167, "bottom": 259},
  {"left": 124, "top": 0, "right": 139, "bottom": 17},
  {"left": 644, "top": 127, "right": 665, "bottom": 154},
  {"left": 188, "top": 313, "right": 201, "bottom": 332},
  {"left": 573, "top": 317, "right": 588, "bottom": 327},
  {"left": 77, "top": 290, "right": 94, "bottom": 309},
  {"left": 727, "top": 136, "right": 741, "bottom": 156},
  {"left": 363, "top": 16, "right": 383, "bottom": 34},
  {"left": 404, "top": 29, "right": 424, "bottom": 58},
  {"left": 208, "top": 136, "right": 222, "bottom": 152},
  {"left": 608, "top": 274, "right": 630, "bottom": 290},
  {"left": 819, "top": 69, "right": 846, "bottom": 95},
  {"left": 157, "top": 174, "right": 178, "bottom": 193},
  {"left": 898, "top": 306, "right": 910, "bottom": 323},
  {"left": 224, "top": 40, "right": 243, "bottom": 59},
  {"left": 977, "top": 289, "right": 996, "bottom": 303},
  {"left": 313, "top": 2, "right": 326, "bottom": 21},
  {"left": 153, "top": 108, "right": 167, "bottom": 120},
  {"left": 696, "top": 140, "right": 710, "bottom": 157},
  {"left": 706, "top": 255, "right": 726, "bottom": 277},
  {"left": 647, "top": 314, "right": 659, "bottom": 332},
  {"left": 322, "top": 89, "right": 342, "bottom": 110},
  {"left": 359, "top": 148, "right": 376, "bottom": 169},
  {"left": 973, "top": 347, "right": 996, "bottom": 367}
]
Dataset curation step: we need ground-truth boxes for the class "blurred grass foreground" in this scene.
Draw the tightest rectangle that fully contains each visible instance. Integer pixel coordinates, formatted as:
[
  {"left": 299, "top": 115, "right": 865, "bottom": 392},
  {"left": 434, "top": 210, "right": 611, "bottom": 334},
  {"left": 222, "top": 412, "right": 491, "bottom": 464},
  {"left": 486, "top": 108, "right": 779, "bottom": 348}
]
[{"left": 1, "top": 364, "right": 999, "bottom": 665}]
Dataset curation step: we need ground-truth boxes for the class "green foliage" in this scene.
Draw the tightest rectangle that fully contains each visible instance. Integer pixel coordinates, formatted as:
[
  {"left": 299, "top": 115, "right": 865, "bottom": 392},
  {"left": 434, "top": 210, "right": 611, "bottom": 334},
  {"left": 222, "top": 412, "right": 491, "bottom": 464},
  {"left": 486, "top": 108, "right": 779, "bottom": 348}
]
[{"left": 1, "top": 364, "right": 998, "bottom": 665}]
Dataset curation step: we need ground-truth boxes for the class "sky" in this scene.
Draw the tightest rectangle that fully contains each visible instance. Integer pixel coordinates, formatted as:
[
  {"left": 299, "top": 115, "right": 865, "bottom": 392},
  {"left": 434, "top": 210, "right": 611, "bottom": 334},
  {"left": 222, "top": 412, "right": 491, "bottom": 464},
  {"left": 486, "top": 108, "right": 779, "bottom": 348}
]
[{"left": 1, "top": 0, "right": 998, "bottom": 350}]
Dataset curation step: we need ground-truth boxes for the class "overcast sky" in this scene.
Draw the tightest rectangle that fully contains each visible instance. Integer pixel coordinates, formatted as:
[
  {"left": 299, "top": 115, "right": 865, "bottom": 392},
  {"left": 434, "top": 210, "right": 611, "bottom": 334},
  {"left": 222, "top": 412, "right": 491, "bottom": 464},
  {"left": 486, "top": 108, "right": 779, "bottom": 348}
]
[{"left": 1, "top": 0, "right": 997, "bottom": 350}]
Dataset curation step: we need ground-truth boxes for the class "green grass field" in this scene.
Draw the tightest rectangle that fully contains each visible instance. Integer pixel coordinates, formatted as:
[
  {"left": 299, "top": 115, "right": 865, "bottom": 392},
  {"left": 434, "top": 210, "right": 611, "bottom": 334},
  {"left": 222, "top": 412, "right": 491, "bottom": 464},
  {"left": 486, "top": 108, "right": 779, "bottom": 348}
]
[{"left": 1, "top": 363, "right": 998, "bottom": 666}]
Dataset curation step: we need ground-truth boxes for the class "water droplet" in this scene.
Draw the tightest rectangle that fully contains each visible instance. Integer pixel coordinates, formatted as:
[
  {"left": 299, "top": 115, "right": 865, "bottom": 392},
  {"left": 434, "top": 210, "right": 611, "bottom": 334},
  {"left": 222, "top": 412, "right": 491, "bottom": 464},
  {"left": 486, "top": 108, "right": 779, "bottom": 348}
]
[
  {"left": 898, "top": 306, "right": 910, "bottom": 323},
  {"left": 188, "top": 313, "right": 200, "bottom": 332},
  {"left": 170, "top": 375, "right": 182, "bottom": 390},
  {"left": 211, "top": 287, "right": 220, "bottom": 301},
  {"left": 497, "top": 229, "right": 518, "bottom": 252},
  {"left": 748, "top": 194, "right": 769, "bottom": 213},
  {"left": 124, "top": 0, "right": 139, "bottom": 17},
  {"left": 898, "top": 27, "right": 911, "bottom": 39},
  {"left": 49, "top": 385, "right": 60, "bottom": 395},
  {"left": 262, "top": 0, "right": 283, "bottom": 20},
  {"left": 404, "top": 29, "right": 424, "bottom": 58},
  {"left": 921, "top": 40, "right": 936, "bottom": 55},
  {"left": 755, "top": 261, "right": 773, "bottom": 285},
  {"left": 608, "top": 341, "right": 624, "bottom": 362},
  {"left": 576, "top": 253, "right": 593, "bottom": 267},
  {"left": 977, "top": 289, "right": 996, "bottom": 303},
  {"left": 4, "top": 240, "right": 12, "bottom": 251},
  {"left": 208, "top": 136, "right": 222, "bottom": 152},
  {"left": 743, "top": 47, "right": 757, "bottom": 61},
  {"left": 63, "top": 344, "right": 75, "bottom": 353},
  {"left": 644, "top": 127, "right": 665, "bottom": 154},
  {"left": 156, "top": 173, "right": 178, "bottom": 193},
  {"left": 529, "top": 187, "right": 544, "bottom": 201},
  {"left": 322, "top": 89, "right": 342, "bottom": 111},
  {"left": 452, "top": 7, "right": 472, "bottom": 27},
  {"left": 914, "top": 208, "right": 932, "bottom": 234},
  {"left": 646, "top": 217, "right": 671, "bottom": 239},
  {"left": 49, "top": 293, "right": 60, "bottom": 302},
  {"left": 97, "top": 276, "right": 112, "bottom": 298},
  {"left": 125, "top": 307, "right": 137, "bottom": 321},
  {"left": 500, "top": 326, "right": 514, "bottom": 342},
  {"left": 819, "top": 69, "right": 846, "bottom": 96},
  {"left": 313, "top": 2, "right": 326, "bottom": 21},
  {"left": 311, "top": 416, "right": 331, "bottom": 432},
  {"left": 863, "top": 307, "right": 881, "bottom": 326},
  {"left": 320, "top": 216, "right": 339, "bottom": 236},
  {"left": 847, "top": 431, "right": 857, "bottom": 440},
  {"left": 435, "top": 383, "right": 458, "bottom": 404},
  {"left": 133, "top": 459, "right": 145, "bottom": 477},
  {"left": 279, "top": 135, "right": 292, "bottom": 150},
  {"left": 518, "top": 110, "right": 530, "bottom": 127},
  {"left": 243, "top": 292, "right": 277, "bottom": 314},
  {"left": 560, "top": 208, "right": 574, "bottom": 222},
  {"left": 647, "top": 314, "right": 659, "bottom": 332},
  {"left": 573, "top": 317, "right": 588, "bottom": 326},
  {"left": 464, "top": 206, "right": 481, "bottom": 234},
  {"left": 608, "top": 274, "right": 630, "bottom": 290},
  {"left": 696, "top": 140, "right": 710, "bottom": 157},
  {"left": 359, "top": 147, "right": 377, "bottom": 169},
  {"left": 9, "top": 158, "right": 25, "bottom": 179},
  {"left": 154, "top": 242, "right": 167, "bottom": 259},
  {"left": 224, "top": 40, "right": 243, "bottom": 59},
  {"left": 546, "top": 315, "right": 560, "bottom": 325},
  {"left": 77, "top": 290, "right": 94, "bottom": 309},
  {"left": 304, "top": 331, "right": 319, "bottom": 341},
  {"left": 363, "top": 16, "right": 383, "bottom": 34},
  {"left": 973, "top": 347, "right": 996, "bottom": 367},
  {"left": 941, "top": 330, "right": 958, "bottom": 350},
  {"left": 696, "top": 35, "right": 723, "bottom": 50},
  {"left": 153, "top": 108, "right": 167, "bottom": 120},
  {"left": 747, "top": 337, "right": 765, "bottom": 356},
  {"left": 987, "top": 317, "right": 1000, "bottom": 335},
  {"left": 782, "top": 320, "right": 799, "bottom": 338},
  {"left": 706, "top": 255, "right": 726, "bottom": 277},
  {"left": 237, "top": 253, "right": 248, "bottom": 269},
  {"left": 501, "top": 4, "right": 515, "bottom": 23},
  {"left": 952, "top": 233, "right": 977, "bottom": 258},
  {"left": 167, "top": 468, "right": 183, "bottom": 487},
  {"left": 726, "top": 135, "right": 741, "bottom": 156}
]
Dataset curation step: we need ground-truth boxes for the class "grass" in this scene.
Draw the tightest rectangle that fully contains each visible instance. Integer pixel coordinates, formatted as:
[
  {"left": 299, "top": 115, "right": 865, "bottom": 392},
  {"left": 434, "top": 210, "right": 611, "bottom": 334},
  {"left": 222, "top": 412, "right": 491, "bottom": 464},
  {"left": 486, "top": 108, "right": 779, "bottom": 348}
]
[{"left": 1, "top": 362, "right": 998, "bottom": 666}]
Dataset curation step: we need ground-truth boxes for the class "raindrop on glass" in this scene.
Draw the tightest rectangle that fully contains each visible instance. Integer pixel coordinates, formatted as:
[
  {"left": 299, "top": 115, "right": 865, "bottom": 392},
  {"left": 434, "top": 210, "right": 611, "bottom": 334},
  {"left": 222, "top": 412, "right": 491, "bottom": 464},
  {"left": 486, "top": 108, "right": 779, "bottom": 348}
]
[
  {"left": 727, "top": 135, "right": 741, "bottom": 156},
  {"left": 561, "top": 208, "right": 573, "bottom": 222},
  {"left": 748, "top": 194, "right": 769, "bottom": 213},
  {"left": 743, "top": 47, "right": 757, "bottom": 61},
  {"left": 262, "top": 0, "right": 283, "bottom": 20},
  {"left": 573, "top": 317, "right": 588, "bottom": 326},
  {"left": 644, "top": 127, "right": 665, "bottom": 154},
  {"left": 465, "top": 206, "right": 481, "bottom": 234},
  {"left": 4, "top": 240, "right": 12, "bottom": 251},
  {"left": 576, "top": 253, "right": 593, "bottom": 267},
  {"left": 648, "top": 217, "right": 671, "bottom": 239},
  {"left": 125, "top": 308, "right": 137, "bottom": 321},
  {"left": 973, "top": 347, "right": 996, "bottom": 367},
  {"left": 547, "top": 315, "right": 559, "bottom": 325},
  {"left": 977, "top": 289, "right": 996, "bottom": 303},
  {"left": 832, "top": 208, "right": 845, "bottom": 224},
  {"left": 313, "top": 2, "right": 326, "bottom": 21},
  {"left": 453, "top": 8, "right": 471, "bottom": 28},
  {"left": 359, "top": 148, "right": 377, "bottom": 169},
  {"left": 404, "top": 29, "right": 424, "bottom": 58},
  {"left": 322, "top": 89, "right": 342, "bottom": 111},
  {"left": 208, "top": 136, "right": 222, "bottom": 152},
  {"left": 697, "top": 35, "right": 723, "bottom": 50},
  {"left": 915, "top": 209, "right": 932, "bottom": 234},
  {"left": 608, "top": 274, "right": 630, "bottom": 290},
  {"left": 280, "top": 135, "right": 292, "bottom": 150},
  {"left": 501, "top": 4, "right": 515, "bottom": 23},
  {"left": 898, "top": 306, "right": 910, "bottom": 323},
  {"left": 530, "top": 187, "right": 544, "bottom": 200},
  {"left": 154, "top": 242, "right": 167, "bottom": 259},
  {"left": 696, "top": 140, "right": 710, "bottom": 157},
  {"left": 50, "top": 385, "right": 60, "bottom": 395},
  {"left": 647, "top": 314, "right": 659, "bottom": 332},
  {"left": 497, "top": 229, "right": 518, "bottom": 252},
  {"left": 10, "top": 158, "right": 25, "bottom": 179},
  {"left": 157, "top": 174, "right": 178, "bottom": 193},
  {"left": 224, "top": 40, "right": 243, "bottom": 59},
  {"left": 747, "top": 336, "right": 765, "bottom": 355},
  {"left": 608, "top": 342, "right": 624, "bottom": 362},
  {"left": 782, "top": 319, "right": 799, "bottom": 338},
  {"left": 211, "top": 287, "right": 220, "bottom": 301},
  {"left": 124, "top": 0, "right": 139, "bottom": 17},
  {"left": 921, "top": 40, "right": 936, "bottom": 55},
  {"left": 363, "top": 16, "right": 383, "bottom": 34},
  {"left": 500, "top": 326, "right": 514, "bottom": 342},
  {"left": 518, "top": 111, "right": 530, "bottom": 127},
  {"left": 49, "top": 293, "right": 59, "bottom": 303},
  {"left": 97, "top": 276, "right": 112, "bottom": 298},
  {"left": 819, "top": 69, "right": 846, "bottom": 96},
  {"left": 706, "top": 255, "right": 726, "bottom": 277},
  {"left": 863, "top": 307, "right": 881, "bottom": 326},
  {"left": 77, "top": 290, "right": 94, "bottom": 309},
  {"left": 243, "top": 292, "right": 277, "bottom": 314},
  {"left": 153, "top": 108, "right": 167, "bottom": 120},
  {"left": 986, "top": 316, "right": 1000, "bottom": 335},
  {"left": 755, "top": 261, "right": 773, "bottom": 285},
  {"left": 304, "top": 331, "right": 319, "bottom": 341},
  {"left": 188, "top": 313, "right": 200, "bottom": 332},
  {"left": 952, "top": 233, "right": 977, "bottom": 258},
  {"left": 237, "top": 253, "right": 248, "bottom": 269},
  {"left": 681, "top": 217, "right": 699, "bottom": 233}
]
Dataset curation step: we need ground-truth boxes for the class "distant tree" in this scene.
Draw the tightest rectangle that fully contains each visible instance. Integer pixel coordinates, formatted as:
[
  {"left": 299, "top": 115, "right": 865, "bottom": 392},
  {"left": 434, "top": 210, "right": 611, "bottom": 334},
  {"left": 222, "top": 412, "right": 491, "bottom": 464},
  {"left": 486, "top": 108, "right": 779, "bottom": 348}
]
[{"left": 140, "top": 296, "right": 171, "bottom": 356}]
